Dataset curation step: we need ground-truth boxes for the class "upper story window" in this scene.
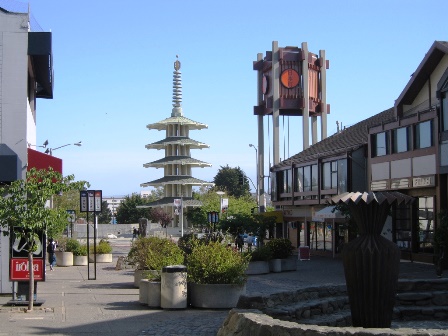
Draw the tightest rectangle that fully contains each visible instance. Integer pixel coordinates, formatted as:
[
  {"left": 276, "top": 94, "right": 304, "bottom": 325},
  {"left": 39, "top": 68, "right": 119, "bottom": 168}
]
[
  {"left": 414, "top": 120, "right": 432, "bottom": 149},
  {"left": 286, "top": 169, "right": 292, "bottom": 193},
  {"left": 294, "top": 164, "right": 318, "bottom": 192},
  {"left": 276, "top": 169, "right": 292, "bottom": 194},
  {"left": 442, "top": 93, "right": 448, "bottom": 132},
  {"left": 392, "top": 126, "right": 411, "bottom": 153},
  {"left": 322, "top": 161, "right": 337, "bottom": 190},
  {"left": 372, "top": 131, "right": 389, "bottom": 157},
  {"left": 322, "top": 159, "right": 347, "bottom": 192}
]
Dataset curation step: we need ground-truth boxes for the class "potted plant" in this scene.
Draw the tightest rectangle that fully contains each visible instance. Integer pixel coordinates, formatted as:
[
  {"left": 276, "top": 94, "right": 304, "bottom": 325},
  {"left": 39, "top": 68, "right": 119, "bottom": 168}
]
[
  {"left": 245, "top": 245, "right": 272, "bottom": 275},
  {"left": 265, "top": 238, "right": 294, "bottom": 272},
  {"left": 55, "top": 237, "right": 74, "bottom": 267},
  {"left": 187, "top": 241, "right": 250, "bottom": 308},
  {"left": 89, "top": 239, "right": 113, "bottom": 263},
  {"left": 138, "top": 237, "right": 184, "bottom": 307},
  {"left": 73, "top": 243, "right": 88, "bottom": 266},
  {"left": 128, "top": 237, "right": 155, "bottom": 287}
]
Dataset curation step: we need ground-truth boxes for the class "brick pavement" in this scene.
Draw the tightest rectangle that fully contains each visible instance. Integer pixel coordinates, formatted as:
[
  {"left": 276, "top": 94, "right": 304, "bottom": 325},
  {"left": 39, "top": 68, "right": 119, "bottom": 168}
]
[{"left": 0, "top": 237, "right": 445, "bottom": 335}]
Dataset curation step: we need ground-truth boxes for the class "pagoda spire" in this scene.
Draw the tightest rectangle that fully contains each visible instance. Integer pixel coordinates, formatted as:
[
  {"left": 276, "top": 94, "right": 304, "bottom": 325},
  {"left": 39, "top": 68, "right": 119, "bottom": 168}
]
[{"left": 171, "top": 55, "right": 183, "bottom": 117}]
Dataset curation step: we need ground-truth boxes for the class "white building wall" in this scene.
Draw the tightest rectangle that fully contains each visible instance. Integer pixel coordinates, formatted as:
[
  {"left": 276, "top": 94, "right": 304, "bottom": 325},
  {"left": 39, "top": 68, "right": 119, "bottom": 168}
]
[
  {"left": 1, "top": 12, "right": 30, "bottom": 178},
  {"left": 0, "top": 9, "right": 34, "bottom": 294}
]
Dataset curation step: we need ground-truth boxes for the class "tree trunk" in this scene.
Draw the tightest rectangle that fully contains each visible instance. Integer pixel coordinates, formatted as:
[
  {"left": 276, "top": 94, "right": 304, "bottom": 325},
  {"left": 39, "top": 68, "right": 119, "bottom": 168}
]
[{"left": 28, "top": 251, "right": 34, "bottom": 311}]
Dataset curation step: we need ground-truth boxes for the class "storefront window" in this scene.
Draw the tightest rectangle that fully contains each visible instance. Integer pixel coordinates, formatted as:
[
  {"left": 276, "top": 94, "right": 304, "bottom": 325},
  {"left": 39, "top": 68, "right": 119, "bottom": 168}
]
[{"left": 418, "top": 196, "right": 434, "bottom": 253}]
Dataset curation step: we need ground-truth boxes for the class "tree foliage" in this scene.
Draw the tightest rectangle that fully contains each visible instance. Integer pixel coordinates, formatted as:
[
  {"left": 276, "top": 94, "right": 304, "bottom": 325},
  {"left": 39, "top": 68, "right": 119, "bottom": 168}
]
[
  {"left": 149, "top": 208, "right": 172, "bottom": 228},
  {"left": 115, "top": 193, "right": 151, "bottom": 224},
  {"left": 213, "top": 165, "right": 250, "bottom": 198},
  {"left": 98, "top": 200, "right": 112, "bottom": 224},
  {"left": 0, "top": 168, "right": 87, "bottom": 311},
  {"left": 52, "top": 188, "right": 90, "bottom": 221}
]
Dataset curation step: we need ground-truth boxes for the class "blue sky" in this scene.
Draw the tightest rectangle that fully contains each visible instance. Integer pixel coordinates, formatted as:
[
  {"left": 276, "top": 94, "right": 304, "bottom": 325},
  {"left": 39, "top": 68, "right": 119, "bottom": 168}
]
[{"left": 19, "top": 0, "right": 447, "bottom": 196}]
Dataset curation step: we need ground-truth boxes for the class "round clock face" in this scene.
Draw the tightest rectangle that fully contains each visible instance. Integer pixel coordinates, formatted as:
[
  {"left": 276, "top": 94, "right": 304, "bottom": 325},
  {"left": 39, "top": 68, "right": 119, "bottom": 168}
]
[
  {"left": 280, "top": 69, "right": 299, "bottom": 88},
  {"left": 262, "top": 75, "right": 269, "bottom": 95}
]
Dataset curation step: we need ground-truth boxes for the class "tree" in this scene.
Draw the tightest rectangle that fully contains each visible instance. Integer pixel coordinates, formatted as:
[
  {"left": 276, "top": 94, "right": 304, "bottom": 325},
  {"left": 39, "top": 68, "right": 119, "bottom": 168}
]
[
  {"left": 149, "top": 208, "right": 172, "bottom": 237},
  {"left": 213, "top": 165, "right": 250, "bottom": 198},
  {"left": 0, "top": 168, "right": 87, "bottom": 311},
  {"left": 115, "top": 193, "right": 151, "bottom": 224},
  {"left": 52, "top": 187, "right": 90, "bottom": 221},
  {"left": 98, "top": 200, "right": 112, "bottom": 224}
]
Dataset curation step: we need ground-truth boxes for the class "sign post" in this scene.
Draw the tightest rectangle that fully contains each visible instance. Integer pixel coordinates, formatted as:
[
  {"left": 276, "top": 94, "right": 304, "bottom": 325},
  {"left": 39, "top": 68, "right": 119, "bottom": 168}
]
[{"left": 80, "top": 190, "right": 102, "bottom": 280}]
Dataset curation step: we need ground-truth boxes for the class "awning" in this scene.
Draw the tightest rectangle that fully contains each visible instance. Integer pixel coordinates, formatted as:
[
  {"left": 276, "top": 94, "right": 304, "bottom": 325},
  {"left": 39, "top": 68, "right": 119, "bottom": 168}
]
[
  {"left": 0, "top": 144, "right": 21, "bottom": 182},
  {"left": 312, "top": 206, "right": 345, "bottom": 222},
  {"left": 27, "top": 148, "right": 62, "bottom": 174},
  {"left": 28, "top": 32, "right": 53, "bottom": 99}
]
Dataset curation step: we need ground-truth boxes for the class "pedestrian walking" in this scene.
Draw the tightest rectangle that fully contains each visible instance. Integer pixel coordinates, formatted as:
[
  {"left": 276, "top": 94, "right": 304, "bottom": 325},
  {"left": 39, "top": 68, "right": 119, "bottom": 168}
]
[
  {"left": 247, "top": 233, "right": 254, "bottom": 252},
  {"left": 47, "top": 238, "right": 56, "bottom": 270},
  {"left": 132, "top": 228, "right": 137, "bottom": 240},
  {"left": 235, "top": 235, "right": 244, "bottom": 253}
]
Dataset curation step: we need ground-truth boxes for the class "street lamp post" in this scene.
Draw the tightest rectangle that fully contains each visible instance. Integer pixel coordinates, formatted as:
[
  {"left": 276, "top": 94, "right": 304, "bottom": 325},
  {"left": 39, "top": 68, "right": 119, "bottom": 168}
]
[
  {"left": 249, "top": 144, "right": 259, "bottom": 208},
  {"left": 216, "top": 191, "right": 225, "bottom": 233},
  {"left": 45, "top": 141, "right": 82, "bottom": 156}
]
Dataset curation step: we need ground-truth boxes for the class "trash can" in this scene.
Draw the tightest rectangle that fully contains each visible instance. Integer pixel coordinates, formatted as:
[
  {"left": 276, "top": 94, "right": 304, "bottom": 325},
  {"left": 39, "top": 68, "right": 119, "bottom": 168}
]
[{"left": 161, "top": 265, "right": 187, "bottom": 309}]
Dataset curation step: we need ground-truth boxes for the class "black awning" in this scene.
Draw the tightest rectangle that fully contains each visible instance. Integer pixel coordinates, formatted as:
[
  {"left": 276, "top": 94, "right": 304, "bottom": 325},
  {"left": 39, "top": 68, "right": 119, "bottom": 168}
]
[
  {"left": 28, "top": 32, "right": 53, "bottom": 99},
  {"left": 0, "top": 144, "right": 21, "bottom": 183}
]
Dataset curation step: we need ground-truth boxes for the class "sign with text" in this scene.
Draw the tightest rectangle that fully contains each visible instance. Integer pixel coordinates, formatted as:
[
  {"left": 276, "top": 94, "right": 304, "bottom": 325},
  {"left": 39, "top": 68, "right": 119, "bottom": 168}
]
[
  {"left": 10, "top": 258, "right": 44, "bottom": 281},
  {"left": 80, "top": 190, "right": 103, "bottom": 213}
]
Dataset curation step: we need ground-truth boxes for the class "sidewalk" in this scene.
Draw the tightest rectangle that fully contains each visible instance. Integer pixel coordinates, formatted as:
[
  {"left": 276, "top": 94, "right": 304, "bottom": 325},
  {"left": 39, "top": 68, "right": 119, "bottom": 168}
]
[{"left": 0, "top": 238, "right": 444, "bottom": 336}]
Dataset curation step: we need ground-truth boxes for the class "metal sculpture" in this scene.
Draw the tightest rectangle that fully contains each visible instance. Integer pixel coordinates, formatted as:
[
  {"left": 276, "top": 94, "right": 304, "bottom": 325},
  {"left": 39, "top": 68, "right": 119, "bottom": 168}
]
[{"left": 330, "top": 191, "right": 414, "bottom": 328}]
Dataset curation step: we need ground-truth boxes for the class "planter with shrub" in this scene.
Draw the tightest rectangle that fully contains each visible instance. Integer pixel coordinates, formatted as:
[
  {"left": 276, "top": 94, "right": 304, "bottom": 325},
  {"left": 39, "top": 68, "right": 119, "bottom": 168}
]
[
  {"left": 55, "top": 238, "right": 74, "bottom": 267},
  {"left": 187, "top": 241, "right": 250, "bottom": 308},
  {"left": 89, "top": 239, "right": 113, "bottom": 263},
  {"left": 73, "top": 243, "right": 88, "bottom": 266},
  {"left": 245, "top": 245, "right": 272, "bottom": 275},
  {"left": 129, "top": 237, "right": 184, "bottom": 307},
  {"left": 266, "top": 238, "right": 294, "bottom": 272}
]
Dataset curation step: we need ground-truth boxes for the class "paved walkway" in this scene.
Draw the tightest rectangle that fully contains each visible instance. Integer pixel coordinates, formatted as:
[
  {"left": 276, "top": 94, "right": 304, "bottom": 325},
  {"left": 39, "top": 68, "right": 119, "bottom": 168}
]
[{"left": 0, "top": 237, "right": 445, "bottom": 335}]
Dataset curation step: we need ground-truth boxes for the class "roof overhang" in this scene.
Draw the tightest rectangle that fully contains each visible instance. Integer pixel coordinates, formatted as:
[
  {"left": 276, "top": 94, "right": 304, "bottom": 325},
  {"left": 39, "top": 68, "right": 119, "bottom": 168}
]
[
  {"left": 28, "top": 32, "right": 54, "bottom": 99},
  {"left": 395, "top": 41, "right": 448, "bottom": 117}
]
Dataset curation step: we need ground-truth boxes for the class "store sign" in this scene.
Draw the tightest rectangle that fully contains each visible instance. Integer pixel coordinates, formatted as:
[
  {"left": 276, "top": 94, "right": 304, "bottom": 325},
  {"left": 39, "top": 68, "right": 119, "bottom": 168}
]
[
  {"left": 413, "top": 176, "right": 434, "bottom": 188},
  {"left": 10, "top": 258, "right": 44, "bottom": 281}
]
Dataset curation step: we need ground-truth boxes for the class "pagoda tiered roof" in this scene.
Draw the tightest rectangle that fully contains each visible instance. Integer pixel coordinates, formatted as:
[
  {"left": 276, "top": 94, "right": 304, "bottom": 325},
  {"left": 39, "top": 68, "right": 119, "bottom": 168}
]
[
  {"left": 145, "top": 136, "right": 209, "bottom": 150},
  {"left": 137, "top": 197, "right": 203, "bottom": 208},
  {"left": 140, "top": 175, "right": 213, "bottom": 188},
  {"left": 144, "top": 156, "right": 211, "bottom": 168},
  {"left": 147, "top": 116, "right": 208, "bottom": 131}
]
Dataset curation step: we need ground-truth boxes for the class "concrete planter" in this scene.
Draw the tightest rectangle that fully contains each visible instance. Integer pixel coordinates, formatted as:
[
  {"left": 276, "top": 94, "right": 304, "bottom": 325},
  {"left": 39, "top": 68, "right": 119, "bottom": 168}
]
[
  {"left": 55, "top": 251, "right": 73, "bottom": 267},
  {"left": 89, "top": 254, "right": 112, "bottom": 263},
  {"left": 139, "top": 279, "right": 150, "bottom": 305},
  {"left": 281, "top": 256, "right": 297, "bottom": 272},
  {"left": 269, "top": 258, "right": 282, "bottom": 273},
  {"left": 147, "top": 281, "right": 161, "bottom": 308},
  {"left": 245, "top": 261, "right": 270, "bottom": 275},
  {"left": 134, "top": 269, "right": 145, "bottom": 288},
  {"left": 73, "top": 255, "right": 88, "bottom": 266},
  {"left": 189, "top": 283, "right": 246, "bottom": 308}
]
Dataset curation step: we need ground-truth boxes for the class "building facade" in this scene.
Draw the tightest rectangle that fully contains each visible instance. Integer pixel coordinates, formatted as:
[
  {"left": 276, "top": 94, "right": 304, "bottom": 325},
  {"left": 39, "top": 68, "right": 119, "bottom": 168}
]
[
  {"left": 0, "top": 2, "right": 54, "bottom": 293},
  {"left": 270, "top": 41, "right": 448, "bottom": 263},
  {"left": 368, "top": 41, "right": 448, "bottom": 263}
]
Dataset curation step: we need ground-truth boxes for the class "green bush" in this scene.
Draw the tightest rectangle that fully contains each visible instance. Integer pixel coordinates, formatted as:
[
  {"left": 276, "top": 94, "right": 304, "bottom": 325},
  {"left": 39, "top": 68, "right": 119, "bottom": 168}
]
[
  {"left": 128, "top": 237, "right": 184, "bottom": 280},
  {"left": 65, "top": 238, "right": 80, "bottom": 253},
  {"left": 144, "top": 237, "right": 184, "bottom": 281},
  {"left": 187, "top": 241, "right": 250, "bottom": 285},
  {"left": 266, "top": 238, "right": 294, "bottom": 259},
  {"left": 73, "top": 244, "right": 87, "bottom": 256},
  {"left": 248, "top": 245, "right": 272, "bottom": 261},
  {"left": 91, "top": 239, "right": 113, "bottom": 254}
]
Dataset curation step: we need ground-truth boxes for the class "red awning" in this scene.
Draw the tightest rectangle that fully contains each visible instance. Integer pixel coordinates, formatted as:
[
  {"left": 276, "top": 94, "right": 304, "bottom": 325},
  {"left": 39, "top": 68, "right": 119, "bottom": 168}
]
[{"left": 27, "top": 148, "right": 62, "bottom": 174}]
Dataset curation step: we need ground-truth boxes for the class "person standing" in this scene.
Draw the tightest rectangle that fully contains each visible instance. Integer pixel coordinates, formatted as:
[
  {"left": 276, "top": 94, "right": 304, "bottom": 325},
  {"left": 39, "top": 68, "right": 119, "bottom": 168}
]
[{"left": 47, "top": 238, "right": 56, "bottom": 271}]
